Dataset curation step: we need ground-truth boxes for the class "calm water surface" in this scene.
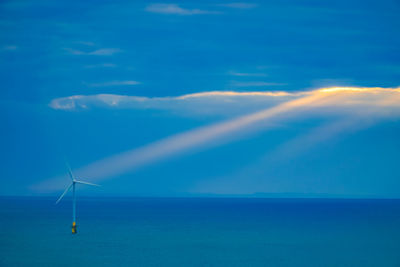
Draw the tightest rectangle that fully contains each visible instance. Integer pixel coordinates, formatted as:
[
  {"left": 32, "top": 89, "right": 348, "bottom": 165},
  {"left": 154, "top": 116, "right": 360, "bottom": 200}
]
[{"left": 1, "top": 197, "right": 399, "bottom": 266}]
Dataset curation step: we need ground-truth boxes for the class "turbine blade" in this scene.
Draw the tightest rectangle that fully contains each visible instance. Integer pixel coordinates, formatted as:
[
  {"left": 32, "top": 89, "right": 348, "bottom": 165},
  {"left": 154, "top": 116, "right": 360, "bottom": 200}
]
[
  {"left": 75, "top": 180, "right": 100, "bottom": 187},
  {"left": 55, "top": 183, "right": 73, "bottom": 204},
  {"left": 65, "top": 162, "right": 75, "bottom": 181}
]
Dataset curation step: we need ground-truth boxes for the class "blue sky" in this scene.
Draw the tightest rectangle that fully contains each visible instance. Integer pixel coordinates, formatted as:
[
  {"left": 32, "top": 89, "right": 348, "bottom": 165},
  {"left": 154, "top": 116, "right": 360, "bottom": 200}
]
[{"left": 1, "top": 0, "right": 399, "bottom": 197}]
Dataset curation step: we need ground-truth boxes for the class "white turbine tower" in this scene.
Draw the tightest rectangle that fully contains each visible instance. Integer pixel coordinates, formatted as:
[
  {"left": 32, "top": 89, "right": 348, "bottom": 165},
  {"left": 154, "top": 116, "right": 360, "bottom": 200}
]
[{"left": 56, "top": 163, "right": 100, "bottom": 234}]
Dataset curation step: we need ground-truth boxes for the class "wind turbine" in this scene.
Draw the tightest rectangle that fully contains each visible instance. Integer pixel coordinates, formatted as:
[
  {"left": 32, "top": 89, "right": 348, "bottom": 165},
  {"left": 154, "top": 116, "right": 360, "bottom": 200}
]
[{"left": 56, "top": 163, "right": 100, "bottom": 234}]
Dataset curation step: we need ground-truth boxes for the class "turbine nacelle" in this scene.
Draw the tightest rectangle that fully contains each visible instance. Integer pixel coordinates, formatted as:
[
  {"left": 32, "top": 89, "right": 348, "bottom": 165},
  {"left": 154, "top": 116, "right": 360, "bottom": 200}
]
[
  {"left": 74, "top": 180, "right": 100, "bottom": 187},
  {"left": 55, "top": 180, "right": 100, "bottom": 204},
  {"left": 55, "top": 163, "right": 100, "bottom": 204}
]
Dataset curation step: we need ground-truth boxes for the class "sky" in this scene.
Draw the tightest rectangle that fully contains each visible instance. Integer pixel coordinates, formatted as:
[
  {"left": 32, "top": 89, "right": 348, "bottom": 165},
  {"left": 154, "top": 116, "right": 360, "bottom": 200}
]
[{"left": 0, "top": 0, "right": 399, "bottom": 197}]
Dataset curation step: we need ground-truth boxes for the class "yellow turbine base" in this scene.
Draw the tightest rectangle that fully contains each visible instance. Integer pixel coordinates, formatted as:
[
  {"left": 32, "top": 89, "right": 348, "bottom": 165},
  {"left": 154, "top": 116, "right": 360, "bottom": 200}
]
[{"left": 72, "top": 222, "right": 77, "bottom": 234}]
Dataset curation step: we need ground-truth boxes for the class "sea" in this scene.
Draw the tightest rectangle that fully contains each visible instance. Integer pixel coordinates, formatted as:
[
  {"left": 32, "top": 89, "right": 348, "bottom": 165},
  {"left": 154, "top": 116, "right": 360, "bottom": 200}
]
[{"left": 1, "top": 197, "right": 399, "bottom": 267}]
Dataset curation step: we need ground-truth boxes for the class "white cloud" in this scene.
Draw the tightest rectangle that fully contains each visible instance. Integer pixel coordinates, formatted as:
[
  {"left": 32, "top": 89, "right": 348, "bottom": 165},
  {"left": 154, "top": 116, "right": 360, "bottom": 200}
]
[
  {"left": 74, "top": 41, "right": 95, "bottom": 46},
  {"left": 49, "top": 90, "right": 301, "bottom": 115},
  {"left": 64, "top": 48, "right": 122, "bottom": 56},
  {"left": 38, "top": 86, "right": 400, "bottom": 191},
  {"left": 49, "top": 87, "right": 400, "bottom": 118},
  {"left": 2, "top": 45, "right": 17, "bottom": 51},
  {"left": 231, "top": 81, "right": 286, "bottom": 87},
  {"left": 177, "top": 91, "right": 294, "bottom": 99},
  {"left": 218, "top": 3, "right": 258, "bottom": 9},
  {"left": 89, "top": 48, "right": 122, "bottom": 55},
  {"left": 146, "top": 4, "right": 221, "bottom": 15},
  {"left": 84, "top": 63, "right": 117, "bottom": 69},
  {"left": 85, "top": 80, "right": 140, "bottom": 87},
  {"left": 64, "top": 48, "right": 85, "bottom": 55},
  {"left": 228, "top": 71, "right": 267, "bottom": 77}
]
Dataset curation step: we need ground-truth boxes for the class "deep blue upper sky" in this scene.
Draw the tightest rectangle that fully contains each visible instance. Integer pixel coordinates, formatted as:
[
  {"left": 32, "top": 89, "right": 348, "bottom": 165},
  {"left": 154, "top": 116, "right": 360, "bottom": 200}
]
[{"left": 0, "top": 0, "right": 399, "bottom": 197}]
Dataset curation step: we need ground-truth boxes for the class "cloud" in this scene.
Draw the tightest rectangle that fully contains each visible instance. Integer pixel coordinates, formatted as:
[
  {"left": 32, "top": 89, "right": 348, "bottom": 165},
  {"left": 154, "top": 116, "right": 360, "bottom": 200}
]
[
  {"left": 37, "top": 86, "right": 400, "bottom": 191},
  {"left": 231, "top": 81, "right": 286, "bottom": 87},
  {"left": 177, "top": 91, "right": 294, "bottom": 99},
  {"left": 74, "top": 41, "right": 95, "bottom": 46},
  {"left": 228, "top": 71, "right": 267, "bottom": 77},
  {"left": 146, "top": 4, "right": 220, "bottom": 15},
  {"left": 218, "top": 3, "right": 258, "bottom": 9},
  {"left": 64, "top": 48, "right": 122, "bottom": 56},
  {"left": 2, "top": 45, "right": 17, "bottom": 51},
  {"left": 85, "top": 80, "right": 140, "bottom": 87},
  {"left": 49, "top": 87, "right": 400, "bottom": 118},
  {"left": 49, "top": 90, "right": 302, "bottom": 114},
  {"left": 64, "top": 48, "right": 85, "bottom": 55},
  {"left": 84, "top": 63, "right": 117, "bottom": 69},
  {"left": 89, "top": 48, "right": 122, "bottom": 55},
  {"left": 36, "top": 90, "right": 326, "bottom": 191}
]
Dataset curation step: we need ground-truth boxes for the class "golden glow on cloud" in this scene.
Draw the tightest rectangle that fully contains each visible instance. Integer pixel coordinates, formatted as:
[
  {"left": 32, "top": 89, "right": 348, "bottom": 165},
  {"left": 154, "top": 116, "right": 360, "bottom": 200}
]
[
  {"left": 50, "top": 86, "right": 400, "bottom": 109},
  {"left": 312, "top": 86, "right": 400, "bottom": 108},
  {"left": 37, "top": 85, "right": 400, "bottom": 191},
  {"left": 317, "top": 86, "right": 400, "bottom": 93},
  {"left": 49, "top": 86, "right": 400, "bottom": 116},
  {"left": 177, "top": 86, "right": 400, "bottom": 99}
]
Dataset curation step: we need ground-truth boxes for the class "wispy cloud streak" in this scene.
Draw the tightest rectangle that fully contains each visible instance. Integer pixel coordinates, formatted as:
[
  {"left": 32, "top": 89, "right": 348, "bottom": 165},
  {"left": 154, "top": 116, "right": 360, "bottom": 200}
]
[
  {"left": 146, "top": 4, "right": 220, "bottom": 15},
  {"left": 231, "top": 81, "right": 286, "bottom": 87},
  {"left": 85, "top": 80, "right": 140, "bottom": 87},
  {"left": 2, "top": 45, "right": 17, "bottom": 51},
  {"left": 35, "top": 87, "right": 400, "bottom": 191},
  {"left": 84, "top": 63, "right": 117, "bottom": 69},
  {"left": 65, "top": 48, "right": 122, "bottom": 56},
  {"left": 228, "top": 71, "right": 267, "bottom": 77},
  {"left": 35, "top": 91, "right": 331, "bottom": 191},
  {"left": 49, "top": 87, "right": 400, "bottom": 115},
  {"left": 218, "top": 3, "right": 258, "bottom": 9}
]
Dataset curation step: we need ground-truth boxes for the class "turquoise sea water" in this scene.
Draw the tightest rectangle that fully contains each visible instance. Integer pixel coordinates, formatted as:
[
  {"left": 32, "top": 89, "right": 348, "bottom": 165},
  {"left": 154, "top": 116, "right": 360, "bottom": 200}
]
[{"left": 1, "top": 197, "right": 400, "bottom": 266}]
